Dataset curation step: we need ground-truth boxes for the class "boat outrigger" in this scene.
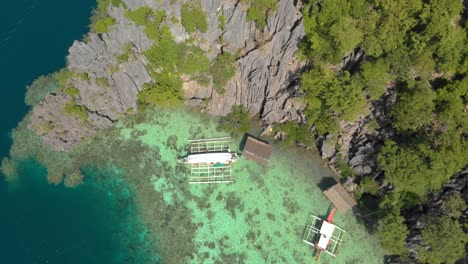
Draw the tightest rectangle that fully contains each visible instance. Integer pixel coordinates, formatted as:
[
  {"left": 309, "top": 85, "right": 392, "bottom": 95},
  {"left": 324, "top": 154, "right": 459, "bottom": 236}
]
[
  {"left": 178, "top": 137, "right": 238, "bottom": 184},
  {"left": 303, "top": 208, "right": 346, "bottom": 261}
]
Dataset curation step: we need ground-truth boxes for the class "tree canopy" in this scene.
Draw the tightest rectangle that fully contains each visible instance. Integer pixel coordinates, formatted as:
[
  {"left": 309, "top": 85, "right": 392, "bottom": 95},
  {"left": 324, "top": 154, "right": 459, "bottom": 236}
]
[
  {"left": 419, "top": 216, "right": 468, "bottom": 264},
  {"left": 299, "top": 0, "right": 468, "bottom": 260}
]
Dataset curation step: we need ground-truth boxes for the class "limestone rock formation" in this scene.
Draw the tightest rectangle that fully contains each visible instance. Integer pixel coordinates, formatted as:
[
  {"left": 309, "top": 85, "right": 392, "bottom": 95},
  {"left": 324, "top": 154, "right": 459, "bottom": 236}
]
[{"left": 29, "top": 0, "right": 306, "bottom": 151}]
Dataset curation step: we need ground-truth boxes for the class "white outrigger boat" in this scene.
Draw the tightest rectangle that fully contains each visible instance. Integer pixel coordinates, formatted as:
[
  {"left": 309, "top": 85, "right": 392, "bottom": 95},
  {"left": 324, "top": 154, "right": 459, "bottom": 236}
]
[
  {"left": 303, "top": 208, "right": 346, "bottom": 261},
  {"left": 179, "top": 152, "right": 238, "bottom": 164},
  {"left": 179, "top": 137, "right": 238, "bottom": 184}
]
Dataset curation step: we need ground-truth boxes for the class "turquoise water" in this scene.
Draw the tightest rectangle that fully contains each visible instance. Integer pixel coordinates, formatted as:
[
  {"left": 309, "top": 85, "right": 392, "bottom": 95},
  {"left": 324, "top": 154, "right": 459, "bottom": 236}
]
[
  {"left": 1, "top": 160, "right": 158, "bottom": 263},
  {"left": 0, "top": 1, "right": 159, "bottom": 263}
]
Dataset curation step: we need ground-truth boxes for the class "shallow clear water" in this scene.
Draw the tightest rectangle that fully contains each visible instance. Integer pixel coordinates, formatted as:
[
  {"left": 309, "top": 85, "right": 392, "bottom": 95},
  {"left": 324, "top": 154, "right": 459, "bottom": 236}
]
[{"left": 93, "top": 107, "right": 386, "bottom": 263}]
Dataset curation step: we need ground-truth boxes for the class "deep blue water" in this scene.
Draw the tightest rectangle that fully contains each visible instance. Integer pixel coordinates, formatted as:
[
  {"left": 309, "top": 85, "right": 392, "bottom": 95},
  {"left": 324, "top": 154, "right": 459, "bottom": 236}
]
[{"left": 0, "top": 1, "right": 158, "bottom": 263}]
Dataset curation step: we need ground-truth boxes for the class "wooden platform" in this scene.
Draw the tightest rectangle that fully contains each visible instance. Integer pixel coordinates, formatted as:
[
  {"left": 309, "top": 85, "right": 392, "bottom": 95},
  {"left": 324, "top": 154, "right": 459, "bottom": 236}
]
[
  {"left": 241, "top": 136, "right": 272, "bottom": 166},
  {"left": 323, "top": 183, "right": 357, "bottom": 212}
]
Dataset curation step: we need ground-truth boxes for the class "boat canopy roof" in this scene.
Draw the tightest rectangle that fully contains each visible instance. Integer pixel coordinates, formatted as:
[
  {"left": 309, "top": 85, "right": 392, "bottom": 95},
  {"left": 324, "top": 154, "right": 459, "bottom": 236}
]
[
  {"left": 317, "top": 221, "right": 335, "bottom": 249},
  {"left": 185, "top": 152, "right": 233, "bottom": 164}
]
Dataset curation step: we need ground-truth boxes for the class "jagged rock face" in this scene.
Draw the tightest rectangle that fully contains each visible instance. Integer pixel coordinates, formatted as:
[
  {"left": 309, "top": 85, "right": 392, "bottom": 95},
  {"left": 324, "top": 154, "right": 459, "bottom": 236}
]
[
  {"left": 29, "top": 94, "right": 113, "bottom": 151},
  {"left": 29, "top": 0, "right": 306, "bottom": 151},
  {"left": 30, "top": 10, "right": 153, "bottom": 151},
  {"left": 204, "top": 0, "right": 306, "bottom": 124}
]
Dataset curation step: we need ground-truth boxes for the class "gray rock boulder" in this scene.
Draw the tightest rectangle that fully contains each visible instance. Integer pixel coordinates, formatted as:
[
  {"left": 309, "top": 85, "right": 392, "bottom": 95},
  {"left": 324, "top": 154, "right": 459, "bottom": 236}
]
[{"left": 320, "top": 136, "right": 336, "bottom": 159}]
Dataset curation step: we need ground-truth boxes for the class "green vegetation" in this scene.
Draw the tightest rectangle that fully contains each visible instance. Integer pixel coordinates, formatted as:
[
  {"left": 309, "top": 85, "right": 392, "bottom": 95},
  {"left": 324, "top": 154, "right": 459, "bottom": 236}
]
[
  {"left": 64, "top": 101, "right": 88, "bottom": 121},
  {"left": 54, "top": 69, "right": 71, "bottom": 88},
  {"left": 144, "top": 26, "right": 181, "bottom": 71},
  {"left": 64, "top": 87, "right": 81, "bottom": 98},
  {"left": 143, "top": 26, "right": 211, "bottom": 74},
  {"left": 376, "top": 193, "right": 410, "bottom": 256},
  {"left": 117, "top": 43, "right": 134, "bottom": 62},
  {"left": 73, "top": 72, "right": 90, "bottom": 81},
  {"left": 137, "top": 75, "right": 183, "bottom": 108},
  {"left": 444, "top": 193, "right": 467, "bottom": 219},
  {"left": 418, "top": 216, "right": 468, "bottom": 264},
  {"left": 139, "top": 25, "right": 238, "bottom": 107},
  {"left": 95, "top": 78, "right": 110, "bottom": 88},
  {"left": 109, "top": 65, "right": 119, "bottom": 74},
  {"left": 378, "top": 132, "right": 466, "bottom": 197},
  {"left": 124, "top": 13, "right": 193, "bottom": 108},
  {"left": 210, "top": 53, "right": 237, "bottom": 93},
  {"left": 180, "top": 2, "right": 208, "bottom": 33},
  {"left": 217, "top": 105, "right": 251, "bottom": 135},
  {"left": 273, "top": 122, "right": 314, "bottom": 146},
  {"left": 90, "top": 0, "right": 124, "bottom": 34},
  {"left": 359, "top": 59, "right": 392, "bottom": 99},
  {"left": 241, "top": 0, "right": 277, "bottom": 28},
  {"left": 218, "top": 14, "right": 226, "bottom": 31},
  {"left": 25, "top": 74, "right": 59, "bottom": 106},
  {"left": 25, "top": 68, "right": 74, "bottom": 106},
  {"left": 367, "top": 119, "right": 380, "bottom": 132},
  {"left": 124, "top": 5, "right": 237, "bottom": 108},
  {"left": 179, "top": 46, "right": 210, "bottom": 75},
  {"left": 377, "top": 209, "right": 409, "bottom": 256},
  {"left": 300, "top": 67, "right": 367, "bottom": 134},
  {"left": 125, "top": 6, "right": 154, "bottom": 26},
  {"left": 335, "top": 154, "right": 355, "bottom": 178},
  {"left": 355, "top": 176, "right": 379, "bottom": 200},
  {"left": 144, "top": 27, "right": 210, "bottom": 70},
  {"left": 36, "top": 121, "right": 54, "bottom": 135},
  {"left": 92, "top": 16, "right": 116, "bottom": 33},
  {"left": 97, "top": 0, "right": 124, "bottom": 13},
  {"left": 125, "top": 7, "right": 166, "bottom": 40},
  {"left": 299, "top": 0, "right": 468, "bottom": 260},
  {"left": 170, "top": 16, "right": 179, "bottom": 24},
  {"left": 390, "top": 82, "right": 436, "bottom": 132}
]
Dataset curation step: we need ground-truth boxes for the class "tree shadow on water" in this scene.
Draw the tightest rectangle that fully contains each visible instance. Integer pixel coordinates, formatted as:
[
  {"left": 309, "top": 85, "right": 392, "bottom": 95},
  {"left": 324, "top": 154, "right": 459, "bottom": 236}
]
[{"left": 317, "top": 176, "right": 337, "bottom": 191}]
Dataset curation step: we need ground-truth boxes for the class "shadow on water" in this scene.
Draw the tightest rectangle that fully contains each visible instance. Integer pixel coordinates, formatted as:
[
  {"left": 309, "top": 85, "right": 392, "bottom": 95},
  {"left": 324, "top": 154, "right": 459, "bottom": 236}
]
[
  {"left": 239, "top": 134, "right": 249, "bottom": 152},
  {"left": 352, "top": 195, "right": 380, "bottom": 235},
  {"left": 317, "top": 176, "right": 338, "bottom": 191},
  {"left": 239, "top": 133, "right": 271, "bottom": 152},
  {"left": 0, "top": 160, "right": 159, "bottom": 264}
]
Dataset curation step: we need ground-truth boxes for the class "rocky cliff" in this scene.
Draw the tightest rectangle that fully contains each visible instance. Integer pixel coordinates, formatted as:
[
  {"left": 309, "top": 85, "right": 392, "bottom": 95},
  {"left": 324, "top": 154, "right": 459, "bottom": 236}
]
[{"left": 29, "top": 0, "right": 305, "bottom": 151}]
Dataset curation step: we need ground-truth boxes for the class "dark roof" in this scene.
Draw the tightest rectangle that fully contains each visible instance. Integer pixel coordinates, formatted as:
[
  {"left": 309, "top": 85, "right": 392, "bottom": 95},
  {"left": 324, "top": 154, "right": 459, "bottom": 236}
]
[
  {"left": 241, "top": 136, "right": 273, "bottom": 166},
  {"left": 323, "top": 183, "right": 357, "bottom": 212}
]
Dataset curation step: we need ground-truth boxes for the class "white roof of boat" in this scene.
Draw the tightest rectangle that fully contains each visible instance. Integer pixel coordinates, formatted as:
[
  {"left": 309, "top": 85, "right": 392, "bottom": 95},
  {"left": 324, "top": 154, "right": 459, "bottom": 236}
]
[
  {"left": 317, "top": 221, "right": 335, "bottom": 250},
  {"left": 186, "top": 152, "right": 233, "bottom": 164}
]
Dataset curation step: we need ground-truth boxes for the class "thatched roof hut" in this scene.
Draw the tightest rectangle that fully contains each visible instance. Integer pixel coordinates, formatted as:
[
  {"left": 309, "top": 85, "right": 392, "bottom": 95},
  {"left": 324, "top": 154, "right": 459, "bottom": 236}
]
[
  {"left": 323, "top": 183, "right": 357, "bottom": 212},
  {"left": 241, "top": 136, "right": 273, "bottom": 166}
]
